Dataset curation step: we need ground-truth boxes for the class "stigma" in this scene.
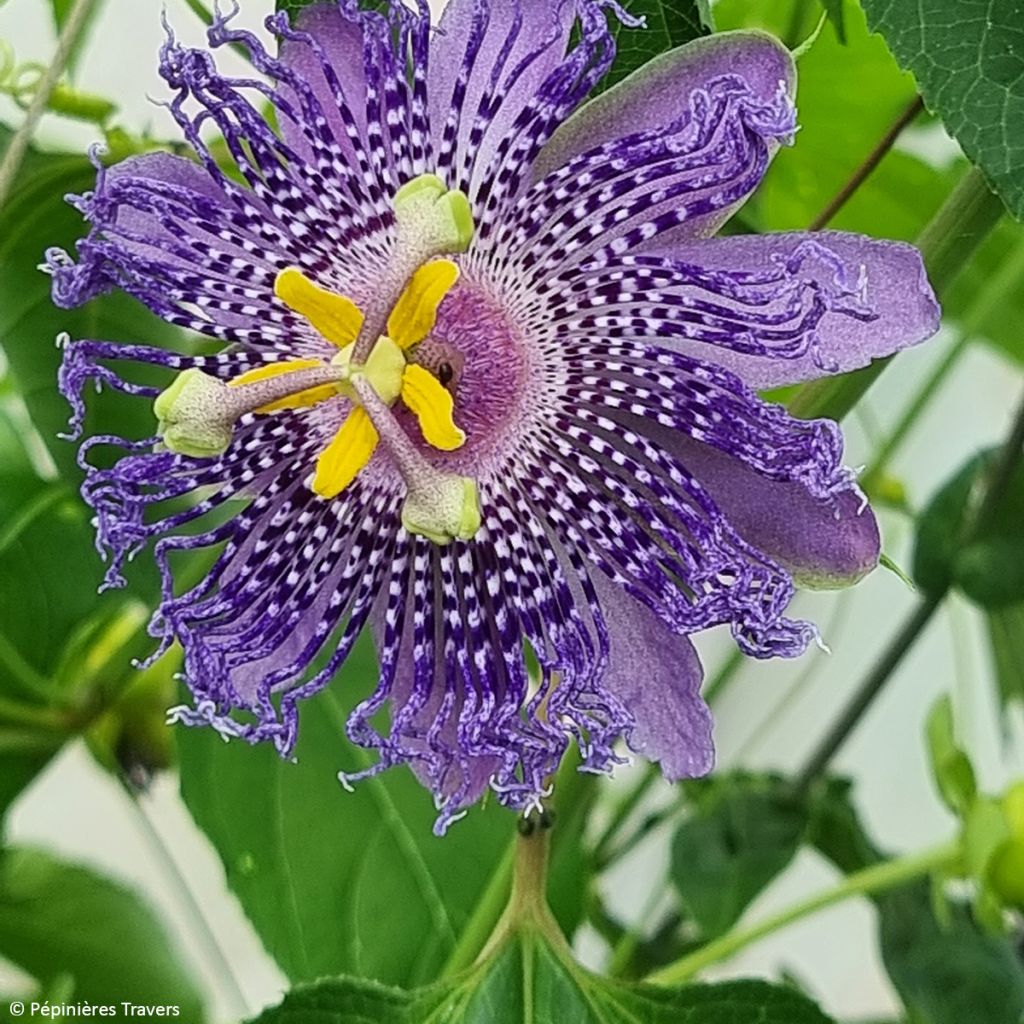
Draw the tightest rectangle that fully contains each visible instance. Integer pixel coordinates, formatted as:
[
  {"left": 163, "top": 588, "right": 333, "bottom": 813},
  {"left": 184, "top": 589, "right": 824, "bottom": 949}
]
[{"left": 152, "top": 174, "right": 482, "bottom": 545}]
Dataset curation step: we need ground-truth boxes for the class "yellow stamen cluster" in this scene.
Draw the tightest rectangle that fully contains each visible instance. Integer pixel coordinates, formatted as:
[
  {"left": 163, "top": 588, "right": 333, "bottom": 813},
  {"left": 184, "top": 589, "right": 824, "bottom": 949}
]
[
  {"left": 154, "top": 174, "right": 482, "bottom": 544},
  {"left": 267, "top": 258, "right": 465, "bottom": 500}
]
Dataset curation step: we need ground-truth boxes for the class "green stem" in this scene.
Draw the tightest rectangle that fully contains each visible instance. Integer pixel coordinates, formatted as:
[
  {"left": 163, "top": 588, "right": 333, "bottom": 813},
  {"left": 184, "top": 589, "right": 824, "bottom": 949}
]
[
  {"left": 861, "top": 335, "right": 970, "bottom": 493},
  {"left": 473, "top": 826, "right": 567, "bottom": 967},
  {"left": 0, "top": 0, "right": 98, "bottom": 210},
  {"left": 792, "top": 591, "right": 945, "bottom": 794},
  {"left": 439, "top": 840, "right": 515, "bottom": 978},
  {"left": 180, "top": 0, "right": 215, "bottom": 25},
  {"left": 863, "top": 235, "right": 1024, "bottom": 491},
  {"left": 647, "top": 840, "right": 960, "bottom": 985},
  {"left": 0, "top": 695, "right": 71, "bottom": 732},
  {"left": 703, "top": 646, "right": 746, "bottom": 705},
  {"left": 441, "top": 755, "right": 591, "bottom": 977},
  {"left": 591, "top": 766, "right": 659, "bottom": 867},
  {"left": 735, "top": 592, "right": 854, "bottom": 762},
  {"left": 787, "top": 166, "right": 1004, "bottom": 423}
]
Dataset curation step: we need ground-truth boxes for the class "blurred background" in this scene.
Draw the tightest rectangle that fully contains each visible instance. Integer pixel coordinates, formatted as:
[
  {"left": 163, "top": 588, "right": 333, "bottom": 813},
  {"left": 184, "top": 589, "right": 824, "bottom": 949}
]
[{"left": 0, "top": 1, "right": 1022, "bottom": 1022}]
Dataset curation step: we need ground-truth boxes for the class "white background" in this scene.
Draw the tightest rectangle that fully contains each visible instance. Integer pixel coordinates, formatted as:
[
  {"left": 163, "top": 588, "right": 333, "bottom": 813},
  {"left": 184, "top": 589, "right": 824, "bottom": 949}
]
[{"left": 1, "top": 1, "right": 1022, "bottom": 1021}]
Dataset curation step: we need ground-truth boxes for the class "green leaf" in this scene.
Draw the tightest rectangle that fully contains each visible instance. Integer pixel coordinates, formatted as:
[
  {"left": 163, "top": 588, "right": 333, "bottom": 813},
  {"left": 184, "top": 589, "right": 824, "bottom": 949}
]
[
  {"left": 985, "top": 601, "right": 1024, "bottom": 712},
  {"left": 253, "top": 941, "right": 836, "bottom": 1024},
  {"left": 859, "top": 0, "right": 1024, "bottom": 220},
  {"left": 669, "top": 774, "right": 808, "bottom": 939},
  {"left": 594, "top": 0, "right": 709, "bottom": 94},
  {"left": 178, "top": 634, "right": 515, "bottom": 988},
  {"left": 719, "top": 0, "right": 943, "bottom": 239},
  {"left": 0, "top": 133, "right": 187, "bottom": 481},
  {"left": 0, "top": 440, "right": 178, "bottom": 815},
  {"left": 275, "top": 0, "right": 315, "bottom": 17},
  {"left": 0, "top": 474, "right": 104, "bottom": 684},
  {"left": 913, "top": 449, "right": 1024, "bottom": 609},
  {"left": 878, "top": 882, "right": 1024, "bottom": 1024},
  {"left": 0, "top": 750, "right": 60, "bottom": 820},
  {"left": 924, "top": 695, "right": 977, "bottom": 815},
  {"left": 809, "top": 781, "right": 1024, "bottom": 1024},
  {"left": 0, "top": 847, "right": 205, "bottom": 1020}
]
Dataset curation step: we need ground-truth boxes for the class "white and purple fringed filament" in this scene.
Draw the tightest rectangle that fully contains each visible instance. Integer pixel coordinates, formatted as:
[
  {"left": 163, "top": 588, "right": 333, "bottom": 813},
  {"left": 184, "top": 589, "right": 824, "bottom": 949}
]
[{"left": 47, "top": 0, "right": 940, "bottom": 832}]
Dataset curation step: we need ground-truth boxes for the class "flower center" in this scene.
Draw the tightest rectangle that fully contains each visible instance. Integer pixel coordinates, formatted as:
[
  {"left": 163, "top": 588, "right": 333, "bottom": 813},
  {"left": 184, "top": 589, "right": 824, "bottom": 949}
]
[{"left": 153, "top": 174, "right": 482, "bottom": 545}]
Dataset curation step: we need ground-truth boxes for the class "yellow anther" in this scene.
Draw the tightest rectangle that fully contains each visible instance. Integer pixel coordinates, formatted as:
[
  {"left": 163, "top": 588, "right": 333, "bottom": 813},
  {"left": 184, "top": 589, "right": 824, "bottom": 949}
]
[
  {"left": 393, "top": 174, "right": 475, "bottom": 254},
  {"left": 274, "top": 267, "right": 364, "bottom": 348},
  {"left": 312, "top": 406, "right": 379, "bottom": 499},
  {"left": 400, "top": 363, "right": 465, "bottom": 451},
  {"left": 386, "top": 259, "right": 460, "bottom": 350},
  {"left": 229, "top": 358, "right": 335, "bottom": 413}
]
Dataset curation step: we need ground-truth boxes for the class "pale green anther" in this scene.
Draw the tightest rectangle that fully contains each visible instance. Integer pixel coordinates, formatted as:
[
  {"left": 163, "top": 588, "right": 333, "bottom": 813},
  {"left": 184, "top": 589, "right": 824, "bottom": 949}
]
[
  {"left": 392, "top": 172, "right": 475, "bottom": 254},
  {"left": 153, "top": 368, "right": 234, "bottom": 458},
  {"left": 402, "top": 475, "right": 482, "bottom": 545}
]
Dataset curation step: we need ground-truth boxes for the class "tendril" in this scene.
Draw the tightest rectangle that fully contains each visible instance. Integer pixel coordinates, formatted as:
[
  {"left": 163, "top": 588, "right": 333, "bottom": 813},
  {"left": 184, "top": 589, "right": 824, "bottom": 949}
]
[{"left": 0, "top": 38, "right": 117, "bottom": 123}]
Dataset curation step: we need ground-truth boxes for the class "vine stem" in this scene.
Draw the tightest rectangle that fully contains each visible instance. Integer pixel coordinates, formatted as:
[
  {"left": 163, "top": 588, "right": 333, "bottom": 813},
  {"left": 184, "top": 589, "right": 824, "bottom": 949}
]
[
  {"left": 179, "top": 0, "right": 216, "bottom": 25},
  {"left": 119, "top": 777, "right": 251, "bottom": 1020},
  {"left": 647, "top": 839, "right": 960, "bottom": 985},
  {"left": 808, "top": 95, "right": 925, "bottom": 231},
  {"left": 0, "top": 0, "right": 97, "bottom": 210},
  {"left": 793, "top": 386, "right": 1024, "bottom": 793},
  {"left": 792, "top": 592, "right": 944, "bottom": 794},
  {"left": 787, "top": 165, "right": 1005, "bottom": 423}
]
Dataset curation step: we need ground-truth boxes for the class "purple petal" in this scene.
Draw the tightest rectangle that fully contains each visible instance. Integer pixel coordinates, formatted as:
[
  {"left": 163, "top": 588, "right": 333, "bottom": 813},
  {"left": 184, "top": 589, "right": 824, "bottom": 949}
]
[
  {"left": 532, "top": 30, "right": 795, "bottom": 240},
  {"left": 277, "top": 4, "right": 371, "bottom": 167},
  {"left": 648, "top": 230, "right": 941, "bottom": 388},
  {"left": 665, "top": 433, "right": 881, "bottom": 588},
  {"left": 591, "top": 571, "right": 712, "bottom": 779},
  {"left": 428, "top": 0, "right": 576, "bottom": 193}
]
